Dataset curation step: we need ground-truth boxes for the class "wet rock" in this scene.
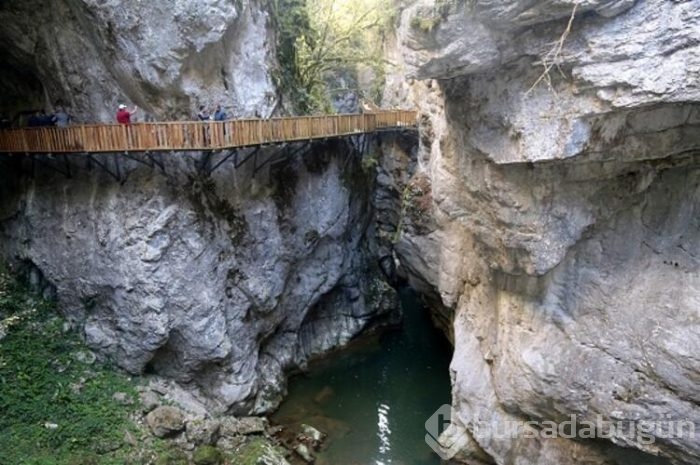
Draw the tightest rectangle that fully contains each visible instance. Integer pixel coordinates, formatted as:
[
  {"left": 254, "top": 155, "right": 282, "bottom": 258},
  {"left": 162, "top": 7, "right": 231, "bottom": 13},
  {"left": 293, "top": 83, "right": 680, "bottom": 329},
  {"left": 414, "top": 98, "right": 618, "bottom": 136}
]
[
  {"left": 294, "top": 443, "right": 314, "bottom": 463},
  {"left": 299, "top": 424, "right": 325, "bottom": 445},
  {"left": 146, "top": 406, "right": 185, "bottom": 438}
]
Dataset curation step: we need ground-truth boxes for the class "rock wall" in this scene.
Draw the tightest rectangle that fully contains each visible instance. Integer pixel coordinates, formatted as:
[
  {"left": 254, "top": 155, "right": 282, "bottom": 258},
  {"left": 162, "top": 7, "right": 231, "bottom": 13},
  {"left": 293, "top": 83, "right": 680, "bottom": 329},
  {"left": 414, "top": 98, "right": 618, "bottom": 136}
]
[
  {"left": 0, "top": 143, "right": 398, "bottom": 415},
  {"left": 381, "top": 0, "right": 700, "bottom": 464},
  {"left": 0, "top": 0, "right": 277, "bottom": 121}
]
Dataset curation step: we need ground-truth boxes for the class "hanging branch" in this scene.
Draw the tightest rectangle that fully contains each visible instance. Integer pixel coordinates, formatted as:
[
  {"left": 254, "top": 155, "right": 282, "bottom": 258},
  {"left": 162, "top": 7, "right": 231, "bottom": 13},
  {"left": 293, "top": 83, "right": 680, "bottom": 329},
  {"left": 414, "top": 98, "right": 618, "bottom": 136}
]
[{"left": 525, "top": 3, "right": 578, "bottom": 95}]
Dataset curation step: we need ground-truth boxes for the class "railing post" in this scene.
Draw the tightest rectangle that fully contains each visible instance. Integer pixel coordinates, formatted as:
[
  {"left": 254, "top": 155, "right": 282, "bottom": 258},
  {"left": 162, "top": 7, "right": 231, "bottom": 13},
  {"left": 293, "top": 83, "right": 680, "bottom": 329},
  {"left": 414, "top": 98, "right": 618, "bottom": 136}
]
[{"left": 20, "top": 129, "right": 29, "bottom": 153}]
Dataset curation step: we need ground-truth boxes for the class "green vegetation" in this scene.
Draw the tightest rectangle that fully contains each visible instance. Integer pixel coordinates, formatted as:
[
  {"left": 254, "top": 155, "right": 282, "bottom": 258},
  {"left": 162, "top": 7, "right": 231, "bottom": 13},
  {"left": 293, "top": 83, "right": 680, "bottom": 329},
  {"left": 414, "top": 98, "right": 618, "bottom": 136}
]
[
  {"left": 268, "top": 0, "right": 396, "bottom": 113},
  {"left": 155, "top": 448, "right": 189, "bottom": 465},
  {"left": 393, "top": 175, "right": 433, "bottom": 242},
  {"left": 232, "top": 437, "right": 288, "bottom": 465},
  {"left": 193, "top": 445, "right": 224, "bottom": 465},
  {"left": 0, "top": 265, "right": 143, "bottom": 465},
  {"left": 360, "top": 153, "right": 379, "bottom": 173}
]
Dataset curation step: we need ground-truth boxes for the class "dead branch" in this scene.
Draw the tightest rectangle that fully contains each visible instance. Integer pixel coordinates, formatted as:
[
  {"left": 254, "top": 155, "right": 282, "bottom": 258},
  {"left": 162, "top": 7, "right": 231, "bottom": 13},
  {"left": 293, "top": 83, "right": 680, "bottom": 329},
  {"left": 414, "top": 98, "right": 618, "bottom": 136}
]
[{"left": 525, "top": 3, "right": 578, "bottom": 95}]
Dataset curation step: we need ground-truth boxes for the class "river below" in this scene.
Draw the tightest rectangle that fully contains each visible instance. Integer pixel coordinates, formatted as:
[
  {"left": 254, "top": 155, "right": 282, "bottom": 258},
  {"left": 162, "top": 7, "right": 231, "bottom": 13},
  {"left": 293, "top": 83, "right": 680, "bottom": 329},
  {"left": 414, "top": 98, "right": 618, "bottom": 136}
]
[{"left": 272, "top": 287, "right": 453, "bottom": 465}]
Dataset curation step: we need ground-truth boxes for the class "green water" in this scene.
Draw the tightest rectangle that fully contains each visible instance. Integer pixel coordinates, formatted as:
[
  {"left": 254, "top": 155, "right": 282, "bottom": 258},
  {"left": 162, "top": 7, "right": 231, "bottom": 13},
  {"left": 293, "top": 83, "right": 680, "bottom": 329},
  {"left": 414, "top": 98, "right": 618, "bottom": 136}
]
[{"left": 272, "top": 287, "right": 453, "bottom": 465}]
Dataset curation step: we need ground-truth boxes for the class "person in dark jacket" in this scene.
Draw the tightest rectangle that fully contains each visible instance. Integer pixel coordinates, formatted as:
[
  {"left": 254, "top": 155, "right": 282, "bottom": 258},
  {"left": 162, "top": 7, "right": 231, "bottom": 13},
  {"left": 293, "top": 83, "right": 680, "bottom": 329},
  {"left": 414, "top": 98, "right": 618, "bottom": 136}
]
[
  {"left": 197, "top": 105, "right": 210, "bottom": 121},
  {"left": 27, "top": 111, "right": 42, "bottom": 127},
  {"left": 213, "top": 105, "right": 226, "bottom": 121}
]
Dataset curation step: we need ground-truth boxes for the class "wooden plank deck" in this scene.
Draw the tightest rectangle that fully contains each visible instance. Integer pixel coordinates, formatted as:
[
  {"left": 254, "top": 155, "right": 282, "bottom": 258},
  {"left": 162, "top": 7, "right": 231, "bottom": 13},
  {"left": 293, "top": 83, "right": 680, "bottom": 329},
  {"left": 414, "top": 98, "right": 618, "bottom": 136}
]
[{"left": 0, "top": 110, "right": 417, "bottom": 154}]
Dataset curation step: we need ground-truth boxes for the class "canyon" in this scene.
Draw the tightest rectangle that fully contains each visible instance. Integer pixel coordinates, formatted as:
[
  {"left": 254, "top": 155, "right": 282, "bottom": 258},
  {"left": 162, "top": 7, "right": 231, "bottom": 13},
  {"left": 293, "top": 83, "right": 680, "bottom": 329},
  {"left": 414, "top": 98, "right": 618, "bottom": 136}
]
[{"left": 0, "top": 0, "right": 698, "bottom": 464}]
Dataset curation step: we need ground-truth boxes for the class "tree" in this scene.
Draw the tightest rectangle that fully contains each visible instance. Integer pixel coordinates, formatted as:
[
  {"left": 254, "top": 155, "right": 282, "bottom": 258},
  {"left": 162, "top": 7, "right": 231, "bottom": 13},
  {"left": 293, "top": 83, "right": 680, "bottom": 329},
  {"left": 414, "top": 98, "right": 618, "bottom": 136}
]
[{"left": 270, "top": 0, "right": 395, "bottom": 113}]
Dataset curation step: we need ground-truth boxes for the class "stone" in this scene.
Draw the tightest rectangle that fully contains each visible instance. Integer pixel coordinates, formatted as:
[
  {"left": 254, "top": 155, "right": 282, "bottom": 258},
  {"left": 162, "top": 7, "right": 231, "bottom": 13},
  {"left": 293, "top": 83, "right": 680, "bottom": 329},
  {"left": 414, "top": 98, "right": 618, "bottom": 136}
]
[
  {"left": 299, "top": 424, "right": 325, "bottom": 444},
  {"left": 112, "top": 392, "right": 134, "bottom": 405},
  {"left": 237, "top": 417, "right": 268, "bottom": 435},
  {"left": 192, "top": 445, "right": 224, "bottom": 465},
  {"left": 220, "top": 416, "right": 268, "bottom": 437},
  {"left": 140, "top": 390, "right": 160, "bottom": 413},
  {"left": 71, "top": 349, "right": 96, "bottom": 365},
  {"left": 123, "top": 429, "right": 138, "bottom": 447},
  {"left": 145, "top": 406, "right": 185, "bottom": 438},
  {"left": 294, "top": 443, "right": 314, "bottom": 463},
  {"left": 186, "top": 419, "right": 221, "bottom": 446}
]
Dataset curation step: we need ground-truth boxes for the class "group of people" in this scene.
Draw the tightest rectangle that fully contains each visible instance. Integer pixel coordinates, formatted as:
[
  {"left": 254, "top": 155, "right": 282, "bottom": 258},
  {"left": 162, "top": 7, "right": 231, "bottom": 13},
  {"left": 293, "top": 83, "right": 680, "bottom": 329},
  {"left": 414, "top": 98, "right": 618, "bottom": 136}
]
[
  {"left": 28, "top": 107, "right": 71, "bottom": 128},
  {"left": 13, "top": 103, "right": 229, "bottom": 128},
  {"left": 196, "top": 105, "right": 227, "bottom": 122},
  {"left": 113, "top": 103, "right": 227, "bottom": 125}
]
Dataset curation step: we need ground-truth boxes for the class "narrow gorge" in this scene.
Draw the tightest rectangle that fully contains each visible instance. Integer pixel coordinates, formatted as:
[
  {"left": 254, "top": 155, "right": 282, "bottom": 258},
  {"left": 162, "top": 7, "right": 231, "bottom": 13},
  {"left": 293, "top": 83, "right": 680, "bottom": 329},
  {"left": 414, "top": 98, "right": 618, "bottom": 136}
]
[{"left": 0, "top": 1, "right": 698, "bottom": 465}]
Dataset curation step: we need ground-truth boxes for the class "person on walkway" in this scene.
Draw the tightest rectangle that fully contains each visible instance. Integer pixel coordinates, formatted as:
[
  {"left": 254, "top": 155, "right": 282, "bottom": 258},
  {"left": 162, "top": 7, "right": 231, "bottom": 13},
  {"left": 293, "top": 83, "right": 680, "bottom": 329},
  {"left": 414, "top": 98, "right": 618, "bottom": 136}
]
[
  {"left": 213, "top": 105, "right": 226, "bottom": 121},
  {"left": 41, "top": 110, "right": 55, "bottom": 126},
  {"left": 197, "top": 105, "right": 211, "bottom": 121},
  {"left": 27, "top": 111, "right": 42, "bottom": 127},
  {"left": 53, "top": 106, "right": 70, "bottom": 128},
  {"left": 116, "top": 104, "right": 138, "bottom": 124}
]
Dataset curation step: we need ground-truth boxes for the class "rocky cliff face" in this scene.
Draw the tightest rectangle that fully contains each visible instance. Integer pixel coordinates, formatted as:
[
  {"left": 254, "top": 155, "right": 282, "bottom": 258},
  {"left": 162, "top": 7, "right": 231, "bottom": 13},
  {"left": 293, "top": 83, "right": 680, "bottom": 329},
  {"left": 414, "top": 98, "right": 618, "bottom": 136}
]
[
  {"left": 382, "top": 1, "right": 700, "bottom": 464},
  {"left": 0, "top": 0, "right": 277, "bottom": 121},
  {"left": 0, "top": 144, "right": 398, "bottom": 415}
]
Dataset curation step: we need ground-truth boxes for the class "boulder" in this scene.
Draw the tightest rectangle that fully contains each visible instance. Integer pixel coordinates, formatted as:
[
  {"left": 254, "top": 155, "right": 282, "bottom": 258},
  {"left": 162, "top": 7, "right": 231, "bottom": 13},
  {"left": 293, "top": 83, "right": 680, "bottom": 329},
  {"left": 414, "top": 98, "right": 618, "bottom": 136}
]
[
  {"left": 140, "top": 390, "right": 160, "bottom": 413},
  {"left": 146, "top": 406, "right": 185, "bottom": 438},
  {"left": 186, "top": 419, "right": 221, "bottom": 446}
]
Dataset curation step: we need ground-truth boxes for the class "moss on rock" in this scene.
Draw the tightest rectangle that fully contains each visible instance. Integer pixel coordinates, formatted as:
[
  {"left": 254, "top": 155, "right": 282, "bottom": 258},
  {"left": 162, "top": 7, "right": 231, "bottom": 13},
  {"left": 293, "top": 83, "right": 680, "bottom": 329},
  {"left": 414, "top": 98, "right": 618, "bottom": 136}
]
[
  {"left": 155, "top": 449, "right": 189, "bottom": 465},
  {"left": 193, "top": 445, "right": 224, "bottom": 465}
]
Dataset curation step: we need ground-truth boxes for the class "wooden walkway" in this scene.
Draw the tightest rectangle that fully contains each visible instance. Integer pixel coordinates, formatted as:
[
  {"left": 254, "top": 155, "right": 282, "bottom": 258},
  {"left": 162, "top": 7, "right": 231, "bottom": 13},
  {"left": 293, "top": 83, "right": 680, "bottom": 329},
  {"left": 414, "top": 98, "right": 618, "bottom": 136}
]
[{"left": 0, "top": 110, "right": 416, "bottom": 154}]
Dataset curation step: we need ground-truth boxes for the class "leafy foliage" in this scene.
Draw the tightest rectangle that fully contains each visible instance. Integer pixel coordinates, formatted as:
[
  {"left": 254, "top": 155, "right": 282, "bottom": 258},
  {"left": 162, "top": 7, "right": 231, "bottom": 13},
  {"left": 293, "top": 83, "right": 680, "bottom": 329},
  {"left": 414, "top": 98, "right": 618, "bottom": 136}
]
[
  {"left": 269, "top": 0, "right": 396, "bottom": 113},
  {"left": 0, "top": 266, "right": 141, "bottom": 465}
]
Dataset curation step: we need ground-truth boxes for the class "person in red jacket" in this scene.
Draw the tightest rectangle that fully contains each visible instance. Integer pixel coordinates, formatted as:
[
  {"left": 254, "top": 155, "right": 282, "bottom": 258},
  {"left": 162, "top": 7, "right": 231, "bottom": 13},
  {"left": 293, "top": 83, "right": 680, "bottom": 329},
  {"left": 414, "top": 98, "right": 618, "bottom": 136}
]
[{"left": 116, "top": 104, "right": 138, "bottom": 124}]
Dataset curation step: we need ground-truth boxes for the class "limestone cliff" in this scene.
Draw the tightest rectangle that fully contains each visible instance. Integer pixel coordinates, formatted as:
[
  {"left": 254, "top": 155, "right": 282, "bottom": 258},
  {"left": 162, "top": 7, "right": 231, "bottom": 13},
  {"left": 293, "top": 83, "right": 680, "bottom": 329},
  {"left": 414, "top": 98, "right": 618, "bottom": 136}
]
[
  {"left": 0, "top": 144, "right": 398, "bottom": 414},
  {"left": 381, "top": 1, "right": 700, "bottom": 464},
  {"left": 0, "top": 0, "right": 277, "bottom": 121}
]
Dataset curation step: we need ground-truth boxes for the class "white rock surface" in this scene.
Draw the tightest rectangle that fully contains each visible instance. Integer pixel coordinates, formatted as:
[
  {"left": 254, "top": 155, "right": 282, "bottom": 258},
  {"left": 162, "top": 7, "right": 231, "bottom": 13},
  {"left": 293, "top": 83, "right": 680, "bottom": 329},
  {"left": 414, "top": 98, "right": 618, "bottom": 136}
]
[
  {"left": 379, "top": 1, "right": 700, "bottom": 464},
  {"left": 0, "top": 144, "right": 398, "bottom": 414},
  {"left": 0, "top": 0, "right": 277, "bottom": 121}
]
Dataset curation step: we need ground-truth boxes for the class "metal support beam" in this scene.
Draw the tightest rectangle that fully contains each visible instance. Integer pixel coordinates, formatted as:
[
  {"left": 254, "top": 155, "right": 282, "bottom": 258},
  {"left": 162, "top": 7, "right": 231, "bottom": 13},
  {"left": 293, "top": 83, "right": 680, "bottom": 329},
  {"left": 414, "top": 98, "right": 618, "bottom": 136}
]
[
  {"left": 208, "top": 149, "right": 238, "bottom": 175},
  {"left": 30, "top": 153, "right": 72, "bottom": 178},
  {"left": 87, "top": 153, "right": 122, "bottom": 182},
  {"left": 234, "top": 147, "right": 260, "bottom": 169}
]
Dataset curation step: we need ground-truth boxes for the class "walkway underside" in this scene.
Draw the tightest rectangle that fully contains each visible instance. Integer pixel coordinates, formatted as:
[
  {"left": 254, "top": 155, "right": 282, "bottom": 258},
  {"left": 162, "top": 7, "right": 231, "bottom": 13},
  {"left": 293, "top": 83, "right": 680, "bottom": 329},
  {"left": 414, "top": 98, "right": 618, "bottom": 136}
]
[{"left": 0, "top": 111, "right": 416, "bottom": 154}]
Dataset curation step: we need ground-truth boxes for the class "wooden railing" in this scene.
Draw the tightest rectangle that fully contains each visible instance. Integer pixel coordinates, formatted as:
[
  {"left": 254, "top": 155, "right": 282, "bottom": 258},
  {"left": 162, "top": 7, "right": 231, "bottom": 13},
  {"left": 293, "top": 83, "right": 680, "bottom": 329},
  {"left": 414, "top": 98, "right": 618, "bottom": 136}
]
[{"left": 0, "top": 110, "right": 417, "bottom": 154}]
